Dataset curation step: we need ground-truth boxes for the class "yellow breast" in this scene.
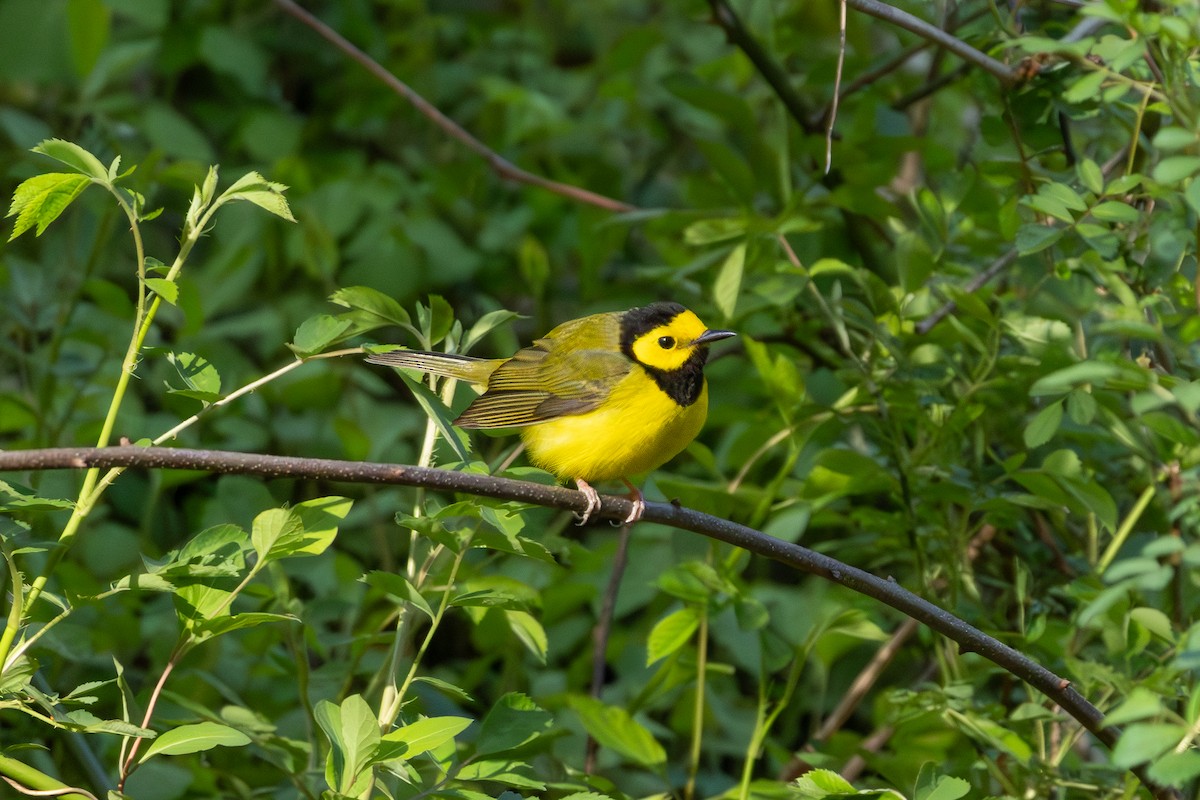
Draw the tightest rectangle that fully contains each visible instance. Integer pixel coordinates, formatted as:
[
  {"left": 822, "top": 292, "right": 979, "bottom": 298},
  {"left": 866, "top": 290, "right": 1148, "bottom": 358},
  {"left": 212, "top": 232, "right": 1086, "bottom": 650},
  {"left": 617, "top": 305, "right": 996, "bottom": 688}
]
[{"left": 519, "top": 369, "right": 709, "bottom": 483}]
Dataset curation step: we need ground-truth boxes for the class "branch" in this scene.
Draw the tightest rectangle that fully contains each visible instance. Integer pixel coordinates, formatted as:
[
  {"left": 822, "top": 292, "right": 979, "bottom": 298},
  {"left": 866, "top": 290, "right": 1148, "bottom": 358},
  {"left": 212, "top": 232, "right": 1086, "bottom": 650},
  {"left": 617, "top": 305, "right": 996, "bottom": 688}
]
[
  {"left": 705, "top": 0, "right": 821, "bottom": 134},
  {"left": 845, "top": 0, "right": 1022, "bottom": 86},
  {"left": 915, "top": 249, "right": 1019, "bottom": 334},
  {"left": 0, "top": 446, "right": 1177, "bottom": 799},
  {"left": 272, "top": 0, "right": 635, "bottom": 214}
]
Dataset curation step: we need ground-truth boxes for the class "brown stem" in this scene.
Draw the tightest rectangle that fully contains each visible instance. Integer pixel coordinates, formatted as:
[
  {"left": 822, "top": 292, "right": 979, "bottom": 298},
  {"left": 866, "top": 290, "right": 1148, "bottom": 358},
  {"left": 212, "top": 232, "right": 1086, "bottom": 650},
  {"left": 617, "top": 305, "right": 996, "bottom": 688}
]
[
  {"left": 585, "top": 522, "right": 633, "bottom": 773},
  {"left": 272, "top": 0, "right": 635, "bottom": 214}
]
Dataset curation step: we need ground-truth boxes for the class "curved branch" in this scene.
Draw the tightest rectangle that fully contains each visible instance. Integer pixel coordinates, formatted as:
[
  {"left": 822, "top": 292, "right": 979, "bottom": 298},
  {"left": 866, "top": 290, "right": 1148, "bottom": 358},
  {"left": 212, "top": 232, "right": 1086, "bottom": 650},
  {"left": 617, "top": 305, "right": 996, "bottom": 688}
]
[
  {"left": 0, "top": 446, "right": 1177, "bottom": 800},
  {"left": 272, "top": 0, "right": 635, "bottom": 214},
  {"left": 845, "top": 0, "right": 1022, "bottom": 86}
]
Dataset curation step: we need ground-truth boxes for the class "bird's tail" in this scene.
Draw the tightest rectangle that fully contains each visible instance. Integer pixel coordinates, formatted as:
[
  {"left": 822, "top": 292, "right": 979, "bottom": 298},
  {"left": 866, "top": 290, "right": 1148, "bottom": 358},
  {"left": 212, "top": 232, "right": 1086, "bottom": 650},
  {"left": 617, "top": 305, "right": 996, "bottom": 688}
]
[{"left": 365, "top": 349, "right": 500, "bottom": 385}]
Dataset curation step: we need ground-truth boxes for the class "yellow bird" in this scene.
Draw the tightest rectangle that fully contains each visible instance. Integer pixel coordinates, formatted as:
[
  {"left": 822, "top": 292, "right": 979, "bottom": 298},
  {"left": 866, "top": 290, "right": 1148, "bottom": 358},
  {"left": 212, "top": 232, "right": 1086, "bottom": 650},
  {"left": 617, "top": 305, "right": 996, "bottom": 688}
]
[{"left": 367, "top": 302, "right": 735, "bottom": 524}]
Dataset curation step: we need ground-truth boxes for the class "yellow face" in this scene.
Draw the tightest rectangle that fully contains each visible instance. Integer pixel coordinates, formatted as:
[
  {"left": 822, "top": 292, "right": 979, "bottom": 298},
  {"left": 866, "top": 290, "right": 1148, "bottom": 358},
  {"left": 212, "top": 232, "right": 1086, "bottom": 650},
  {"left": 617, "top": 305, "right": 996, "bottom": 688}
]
[{"left": 629, "top": 309, "right": 712, "bottom": 372}]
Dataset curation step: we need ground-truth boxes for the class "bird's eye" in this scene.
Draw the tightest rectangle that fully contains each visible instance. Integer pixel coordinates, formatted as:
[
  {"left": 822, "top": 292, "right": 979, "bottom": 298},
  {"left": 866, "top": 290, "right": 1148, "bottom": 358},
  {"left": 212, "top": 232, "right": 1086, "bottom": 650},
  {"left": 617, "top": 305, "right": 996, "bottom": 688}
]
[{"left": 658, "top": 336, "right": 675, "bottom": 349}]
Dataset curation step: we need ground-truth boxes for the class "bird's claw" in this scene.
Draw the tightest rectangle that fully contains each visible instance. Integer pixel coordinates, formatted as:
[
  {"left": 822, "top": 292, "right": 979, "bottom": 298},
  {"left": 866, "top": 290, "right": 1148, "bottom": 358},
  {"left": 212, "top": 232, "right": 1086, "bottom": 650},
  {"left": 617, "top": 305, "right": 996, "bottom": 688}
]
[{"left": 574, "top": 479, "right": 602, "bottom": 525}]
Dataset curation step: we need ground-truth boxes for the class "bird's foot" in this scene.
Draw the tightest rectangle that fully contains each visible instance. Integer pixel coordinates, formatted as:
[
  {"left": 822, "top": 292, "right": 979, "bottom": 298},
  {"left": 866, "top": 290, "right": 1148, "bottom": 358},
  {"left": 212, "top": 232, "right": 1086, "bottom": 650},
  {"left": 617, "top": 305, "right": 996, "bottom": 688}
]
[
  {"left": 574, "top": 479, "right": 602, "bottom": 525},
  {"left": 617, "top": 480, "right": 645, "bottom": 526}
]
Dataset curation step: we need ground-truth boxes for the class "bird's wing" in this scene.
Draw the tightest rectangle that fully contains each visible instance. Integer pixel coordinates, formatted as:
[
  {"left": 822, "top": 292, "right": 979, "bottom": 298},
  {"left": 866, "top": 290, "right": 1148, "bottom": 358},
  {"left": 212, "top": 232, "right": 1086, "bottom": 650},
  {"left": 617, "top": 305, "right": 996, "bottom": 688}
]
[{"left": 455, "top": 313, "right": 630, "bottom": 429}]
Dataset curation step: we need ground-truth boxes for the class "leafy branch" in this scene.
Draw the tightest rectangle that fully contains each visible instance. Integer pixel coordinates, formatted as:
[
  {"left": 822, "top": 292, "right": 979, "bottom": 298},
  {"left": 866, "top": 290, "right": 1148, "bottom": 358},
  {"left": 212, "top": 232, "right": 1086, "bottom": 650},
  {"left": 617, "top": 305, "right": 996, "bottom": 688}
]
[{"left": 0, "top": 446, "right": 1180, "bottom": 800}]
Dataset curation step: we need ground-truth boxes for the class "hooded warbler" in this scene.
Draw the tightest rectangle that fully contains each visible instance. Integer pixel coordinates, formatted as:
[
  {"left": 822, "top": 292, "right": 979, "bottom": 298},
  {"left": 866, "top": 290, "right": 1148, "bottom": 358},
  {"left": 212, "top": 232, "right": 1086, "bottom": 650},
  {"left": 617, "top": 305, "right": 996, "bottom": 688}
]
[{"left": 367, "top": 302, "right": 736, "bottom": 523}]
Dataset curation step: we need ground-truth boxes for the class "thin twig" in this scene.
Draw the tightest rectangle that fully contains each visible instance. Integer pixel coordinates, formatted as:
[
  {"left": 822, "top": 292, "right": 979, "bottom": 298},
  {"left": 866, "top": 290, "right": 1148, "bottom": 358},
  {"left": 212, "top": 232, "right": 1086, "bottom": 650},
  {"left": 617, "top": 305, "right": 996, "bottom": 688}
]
[
  {"left": 585, "top": 522, "right": 633, "bottom": 773},
  {"left": 272, "top": 0, "right": 635, "bottom": 213},
  {"left": 915, "top": 249, "right": 1019, "bottom": 334},
  {"left": 845, "top": 0, "right": 1021, "bottom": 86},
  {"left": 0, "top": 446, "right": 1181, "bottom": 800}
]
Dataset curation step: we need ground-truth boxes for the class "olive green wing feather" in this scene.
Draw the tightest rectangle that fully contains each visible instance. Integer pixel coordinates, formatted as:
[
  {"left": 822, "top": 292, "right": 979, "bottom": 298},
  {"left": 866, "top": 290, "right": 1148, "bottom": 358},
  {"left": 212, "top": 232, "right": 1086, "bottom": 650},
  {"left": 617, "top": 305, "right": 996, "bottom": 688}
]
[{"left": 455, "top": 312, "right": 629, "bottom": 429}]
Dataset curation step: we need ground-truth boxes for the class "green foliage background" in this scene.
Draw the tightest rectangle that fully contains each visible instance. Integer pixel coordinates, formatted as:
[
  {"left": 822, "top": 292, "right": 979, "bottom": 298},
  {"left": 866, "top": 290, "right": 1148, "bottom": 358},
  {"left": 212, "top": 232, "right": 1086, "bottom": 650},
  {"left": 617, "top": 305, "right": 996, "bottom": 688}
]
[{"left": 2, "top": 1, "right": 1200, "bottom": 799}]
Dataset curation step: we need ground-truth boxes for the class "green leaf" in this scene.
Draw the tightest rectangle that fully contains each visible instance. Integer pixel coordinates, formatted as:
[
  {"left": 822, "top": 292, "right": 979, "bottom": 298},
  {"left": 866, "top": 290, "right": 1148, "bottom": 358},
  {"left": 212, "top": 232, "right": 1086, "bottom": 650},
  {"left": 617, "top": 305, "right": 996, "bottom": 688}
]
[
  {"left": 1029, "top": 361, "right": 1122, "bottom": 396},
  {"left": 455, "top": 760, "right": 546, "bottom": 789},
  {"left": 144, "top": 277, "right": 178, "bottom": 306},
  {"left": 1024, "top": 400, "right": 1062, "bottom": 448},
  {"left": 917, "top": 775, "right": 970, "bottom": 800},
  {"left": 684, "top": 217, "right": 747, "bottom": 245},
  {"left": 1077, "top": 158, "right": 1104, "bottom": 194},
  {"left": 398, "top": 373, "right": 473, "bottom": 463},
  {"left": 713, "top": 242, "right": 745, "bottom": 319},
  {"left": 252, "top": 496, "right": 350, "bottom": 563},
  {"left": 6, "top": 173, "right": 90, "bottom": 240},
  {"left": 464, "top": 309, "right": 520, "bottom": 351},
  {"left": 166, "top": 351, "right": 222, "bottom": 403},
  {"left": 140, "top": 722, "right": 250, "bottom": 761},
  {"left": 1062, "top": 69, "right": 1106, "bottom": 104},
  {"left": 362, "top": 571, "right": 435, "bottom": 620},
  {"left": 315, "top": 695, "right": 380, "bottom": 795},
  {"left": 220, "top": 171, "right": 295, "bottom": 221},
  {"left": 568, "top": 695, "right": 665, "bottom": 767},
  {"left": 291, "top": 314, "right": 352, "bottom": 356},
  {"left": 1066, "top": 388, "right": 1096, "bottom": 424},
  {"left": 505, "top": 610, "right": 548, "bottom": 664},
  {"left": 1153, "top": 156, "right": 1200, "bottom": 185},
  {"left": 380, "top": 716, "right": 473, "bottom": 760},
  {"left": 1015, "top": 222, "right": 1062, "bottom": 254},
  {"left": 194, "top": 612, "right": 296, "bottom": 641},
  {"left": 1148, "top": 750, "right": 1200, "bottom": 788},
  {"left": 1089, "top": 200, "right": 1140, "bottom": 223},
  {"left": 1112, "top": 723, "right": 1186, "bottom": 769},
  {"left": 646, "top": 606, "right": 699, "bottom": 665},
  {"left": 475, "top": 693, "right": 553, "bottom": 755},
  {"left": 0, "top": 480, "right": 75, "bottom": 512},
  {"left": 32, "top": 138, "right": 109, "bottom": 182}
]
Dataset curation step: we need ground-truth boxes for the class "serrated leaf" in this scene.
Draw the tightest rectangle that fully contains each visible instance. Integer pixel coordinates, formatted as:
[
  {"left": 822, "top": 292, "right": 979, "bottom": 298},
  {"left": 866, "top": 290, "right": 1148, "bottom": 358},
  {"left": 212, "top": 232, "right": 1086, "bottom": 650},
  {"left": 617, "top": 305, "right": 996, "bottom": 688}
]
[
  {"left": 140, "top": 722, "right": 250, "bottom": 761},
  {"left": 7, "top": 173, "right": 91, "bottom": 240},
  {"left": 32, "top": 138, "right": 109, "bottom": 181},
  {"left": 646, "top": 606, "right": 699, "bottom": 665},
  {"left": 0, "top": 480, "right": 75, "bottom": 512},
  {"left": 1015, "top": 223, "right": 1062, "bottom": 254},
  {"left": 252, "top": 497, "right": 350, "bottom": 563},
  {"left": 568, "top": 695, "right": 665, "bottom": 767},
  {"left": 220, "top": 171, "right": 295, "bottom": 221},
  {"left": 291, "top": 314, "right": 353, "bottom": 356},
  {"left": 166, "top": 351, "right": 221, "bottom": 401},
  {"left": 1024, "top": 400, "right": 1062, "bottom": 448},
  {"left": 144, "top": 277, "right": 178, "bottom": 305}
]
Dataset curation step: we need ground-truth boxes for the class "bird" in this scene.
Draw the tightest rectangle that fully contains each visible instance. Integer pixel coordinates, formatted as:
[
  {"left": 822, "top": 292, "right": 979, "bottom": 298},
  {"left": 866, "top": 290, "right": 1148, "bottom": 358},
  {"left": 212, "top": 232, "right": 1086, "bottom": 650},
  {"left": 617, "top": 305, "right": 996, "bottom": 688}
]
[{"left": 366, "top": 301, "right": 736, "bottom": 524}]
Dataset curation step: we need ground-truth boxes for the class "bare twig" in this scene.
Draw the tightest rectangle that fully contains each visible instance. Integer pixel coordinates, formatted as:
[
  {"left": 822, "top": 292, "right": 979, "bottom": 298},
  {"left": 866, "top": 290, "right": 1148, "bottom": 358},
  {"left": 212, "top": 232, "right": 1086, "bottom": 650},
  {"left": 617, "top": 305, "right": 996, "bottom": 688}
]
[
  {"left": 845, "top": 0, "right": 1022, "bottom": 86},
  {"left": 272, "top": 0, "right": 635, "bottom": 213},
  {"left": 705, "top": 0, "right": 821, "bottom": 134},
  {"left": 585, "top": 521, "right": 633, "bottom": 773},
  {"left": 0, "top": 446, "right": 1181, "bottom": 800},
  {"left": 915, "top": 249, "right": 1019, "bottom": 334}
]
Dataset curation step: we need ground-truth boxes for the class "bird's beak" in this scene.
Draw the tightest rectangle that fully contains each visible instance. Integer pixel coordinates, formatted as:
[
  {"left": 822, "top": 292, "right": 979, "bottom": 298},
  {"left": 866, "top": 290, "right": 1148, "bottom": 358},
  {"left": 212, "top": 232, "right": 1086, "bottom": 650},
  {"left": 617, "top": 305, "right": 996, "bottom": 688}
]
[{"left": 694, "top": 328, "right": 737, "bottom": 346}]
